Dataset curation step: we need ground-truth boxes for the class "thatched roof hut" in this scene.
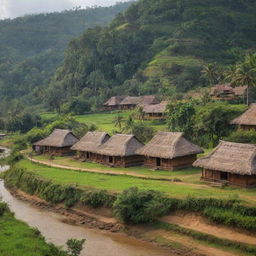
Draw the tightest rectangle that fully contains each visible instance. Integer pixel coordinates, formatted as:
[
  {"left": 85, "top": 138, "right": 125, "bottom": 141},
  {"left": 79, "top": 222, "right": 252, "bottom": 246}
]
[
  {"left": 120, "top": 96, "right": 141, "bottom": 106},
  {"left": 71, "top": 132, "right": 110, "bottom": 152},
  {"left": 138, "top": 95, "right": 160, "bottom": 106},
  {"left": 104, "top": 96, "right": 126, "bottom": 108},
  {"left": 34, "top": 129, "right": 78, "bottom": 148},
  {"left": 143, "top": 103, "right": 168, "bottom": 114},
  {"left": 233, "top": 86, "right": 248, "bottom": 96},
  {"left": 231, "top": 104, "right": 256, "bottom": 127},
  {"left": 137, "top": 132, "right": 203, "bottom": 159},
  {"left": 96, "top": 134, "right": 144, "bottom": 157},
  {"left": 193, "top": 141, "right": 256, "bottom": 175}
]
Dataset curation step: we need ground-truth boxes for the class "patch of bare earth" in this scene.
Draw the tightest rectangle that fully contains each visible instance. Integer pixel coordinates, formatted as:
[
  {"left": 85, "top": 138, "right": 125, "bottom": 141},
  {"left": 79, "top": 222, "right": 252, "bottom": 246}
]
[{"left": 162, "top": 211, "right": 256, "bottom": 245}]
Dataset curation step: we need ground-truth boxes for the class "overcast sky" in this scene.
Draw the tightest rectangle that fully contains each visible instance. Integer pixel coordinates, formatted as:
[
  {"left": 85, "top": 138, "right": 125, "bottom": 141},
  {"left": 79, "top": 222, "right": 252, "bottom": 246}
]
[{"left": 0, "top": 0, "right": 129, "bottom": 19}]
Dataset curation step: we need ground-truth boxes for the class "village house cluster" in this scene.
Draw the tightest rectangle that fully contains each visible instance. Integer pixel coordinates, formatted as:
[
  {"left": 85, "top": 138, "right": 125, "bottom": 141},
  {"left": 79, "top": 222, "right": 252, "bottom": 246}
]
[
  {"left": 104, "top": 95, "right": 168, "bottom": 120},
  {"left": 33, "top": 103, "right": 256, "bottom": 188}
]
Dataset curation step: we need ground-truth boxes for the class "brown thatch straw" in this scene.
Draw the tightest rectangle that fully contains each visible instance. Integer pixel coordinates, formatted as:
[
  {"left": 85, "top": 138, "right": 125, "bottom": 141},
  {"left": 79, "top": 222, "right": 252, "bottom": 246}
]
[
  {"left": 95, "top": 134, "right": 144, "bottom": 156},
  {"left": 136, "top": 132, "right": 203, "bottom": 159},
  {"left": 143, "top": 103, "right": 168, "bottom": 114},
  {"left": 104, "top": 96, "right": 126, "bottom": 107},
  {"left": 193, "top": 141, "right": 256, "bottom": 175},
  {"left": 71, "top": 132, "right": 110, "bottom": 152},
  {"left": 231, "top": 104, "right": 256, "bottom": 126},
  {"left": 34, "top": 129, "right": 78, "bottom": 148}
]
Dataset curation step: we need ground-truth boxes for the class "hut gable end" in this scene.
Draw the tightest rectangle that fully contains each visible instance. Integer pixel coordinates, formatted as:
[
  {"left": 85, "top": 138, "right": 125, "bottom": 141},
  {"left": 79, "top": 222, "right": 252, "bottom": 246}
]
[
  {"left": 33, "top": 129, "right": 78, "bottom": 148},
  {"left": 137, "top": 132, "right": 203, "bottom": 159},
  {"left": 95, "top": 134, "right": 144, "bottom": 156},
  {"left": 231, "top": 104, "right": 256, "bottom": 126},
  {"left": 71, "top": 132, "right": 110, "bottom": 152},
  {"left": 193, "top": 141, "right": 256, "bottom": 175}
]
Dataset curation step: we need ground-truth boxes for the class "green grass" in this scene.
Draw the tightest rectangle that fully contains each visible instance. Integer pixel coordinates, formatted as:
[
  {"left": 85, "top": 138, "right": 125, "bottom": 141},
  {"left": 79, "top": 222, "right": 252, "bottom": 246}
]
[
  {"left": 40, "top": 111, "right": 167, "bottom": 134},
  {"left": 0, "top": 210, "right": 63, "bottom": 256},
  {"left": 33, "top": 154, "right": 200, "bottom": 181},
  {"left": 15, "top": 159, "right": 256, "bottom": 203}
]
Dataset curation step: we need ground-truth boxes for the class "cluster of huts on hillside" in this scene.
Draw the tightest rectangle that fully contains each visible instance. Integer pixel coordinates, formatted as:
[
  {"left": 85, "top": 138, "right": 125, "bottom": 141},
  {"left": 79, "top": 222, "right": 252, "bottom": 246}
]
[
  {"left": 33, "top": 104, "right": 256, "bottom": 188},
  {"left": 103, "top": 95, "right": 168, "bottom": 120},
  {"left": 210, "top": 84, "right": 247, "bottom": 101}
]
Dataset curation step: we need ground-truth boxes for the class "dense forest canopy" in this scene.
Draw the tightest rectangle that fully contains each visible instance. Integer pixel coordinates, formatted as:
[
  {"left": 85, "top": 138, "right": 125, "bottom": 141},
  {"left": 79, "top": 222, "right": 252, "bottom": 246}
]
[
  {"left": 46, "top": 0, "right": 256, "bottom": 112},
  {"left": 0, "top": 2, "right": 133, "bottom": 112}
]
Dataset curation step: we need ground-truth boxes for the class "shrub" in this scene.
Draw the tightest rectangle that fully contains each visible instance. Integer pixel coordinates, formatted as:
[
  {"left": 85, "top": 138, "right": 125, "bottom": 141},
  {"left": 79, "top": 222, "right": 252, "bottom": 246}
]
[
  {"left": 113, "top": 187, "right": 169, "bottom": 224},
  {"left": 81, "top": 190, "right": 116, "bottom": 208},
  {"left": 226, "top": 129, "right": 256, "bottom": 144}
]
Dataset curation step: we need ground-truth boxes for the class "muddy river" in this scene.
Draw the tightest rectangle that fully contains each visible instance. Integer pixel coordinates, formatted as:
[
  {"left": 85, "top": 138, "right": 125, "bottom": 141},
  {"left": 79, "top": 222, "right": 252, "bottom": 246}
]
[{"left": 0, "top": 148, "right": 170, "bottom": 256}]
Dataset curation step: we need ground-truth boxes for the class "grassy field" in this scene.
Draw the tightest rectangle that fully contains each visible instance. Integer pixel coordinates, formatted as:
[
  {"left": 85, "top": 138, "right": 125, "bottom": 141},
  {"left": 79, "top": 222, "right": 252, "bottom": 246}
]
[
  {"left": 16, "top": 159, "right": 256, "bottom": 203},
  {"left": 40, "top": 111, "right": 167, "bottom": 134},
  {"left": 0, "top": 208, "right": 65, "bottom": 256},
  {"left": 33, "top": 154, "right": 201, "bottom": 182}
]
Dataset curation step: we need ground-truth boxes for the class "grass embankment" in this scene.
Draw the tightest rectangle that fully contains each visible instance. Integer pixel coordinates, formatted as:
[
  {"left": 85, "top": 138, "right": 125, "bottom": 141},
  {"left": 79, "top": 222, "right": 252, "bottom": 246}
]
[
  {"left": 0, "top": 203, "right": 66, "bottom": 256},
  {"left": 40, "top": 111, "right": 167, "bottom": 134},
  {"left": 14, "top": 159, "right": 256, "bottom": 202}
]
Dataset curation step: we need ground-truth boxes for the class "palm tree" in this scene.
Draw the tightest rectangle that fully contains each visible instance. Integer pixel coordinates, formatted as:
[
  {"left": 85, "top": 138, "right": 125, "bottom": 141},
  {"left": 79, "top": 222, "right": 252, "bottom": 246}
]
[
  {"left": 201, "top": 63, "right": 221, "bottom": 85},
  {"left": 113, "top": 115, "right": 124, "bottom": 131},
  {"left": 231, "top": 54, "right": 256, "bottom": 105},
  {"left": 124, "top": 115, "right": 135, "bottom": 133}
]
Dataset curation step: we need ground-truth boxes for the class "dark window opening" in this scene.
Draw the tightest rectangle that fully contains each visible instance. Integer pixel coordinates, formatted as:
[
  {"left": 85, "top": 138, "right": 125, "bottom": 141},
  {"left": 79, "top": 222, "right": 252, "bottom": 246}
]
[
  {"left": 109, "top": 156, "right": 113, "bottom": 163},
  {"left": 86, "top": 152, "right": 90, "bottom": 159},
  {"left": 220, "top": 172, "right": 228, "bottom": 181},
  {"left": 156, "top": 158, "right": 161, "bottom": 167}
]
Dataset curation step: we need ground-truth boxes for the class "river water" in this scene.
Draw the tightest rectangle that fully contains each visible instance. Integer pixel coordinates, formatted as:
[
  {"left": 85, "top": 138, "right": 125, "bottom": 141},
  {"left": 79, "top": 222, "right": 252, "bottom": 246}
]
[{"left": 0, "top": 148, "right": 170, "bottom": 256}]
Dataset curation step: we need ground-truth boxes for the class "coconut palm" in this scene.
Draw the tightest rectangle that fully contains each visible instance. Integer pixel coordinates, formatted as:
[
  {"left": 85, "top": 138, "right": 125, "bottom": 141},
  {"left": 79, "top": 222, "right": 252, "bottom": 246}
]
[
  {"left": 201, "top": 63, "right": 221, "bottom": 85},
  {"left": 113, "top": 115, "right": 124, "bottom": 131},
  {"left": 231, "top": 54, "right": 256, "bottom": 105}
]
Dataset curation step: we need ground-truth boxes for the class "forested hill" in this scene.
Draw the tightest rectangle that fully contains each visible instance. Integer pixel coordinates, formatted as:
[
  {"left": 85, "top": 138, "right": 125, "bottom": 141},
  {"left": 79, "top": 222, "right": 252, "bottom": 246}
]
[
  {"left": 0, "top": 2, "right": 132, "bottom": 111},
  {"left": 47, "top": 0, "right": 256, "bottom": 111}
]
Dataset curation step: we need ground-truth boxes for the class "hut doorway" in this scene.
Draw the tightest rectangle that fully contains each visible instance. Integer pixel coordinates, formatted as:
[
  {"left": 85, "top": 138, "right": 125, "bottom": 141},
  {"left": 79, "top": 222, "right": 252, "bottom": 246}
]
[
  {"left": 86, "top": 152, "right": 90, "bottom": 159},
  {"left": 220, "top": 172, "right": 228, "bottom": 181},
  {"left": 156, "top": 158, "right": 161, "bottom": 167},
  {"left": 109, "top": 156, "right": 113, "bottom": 164}
]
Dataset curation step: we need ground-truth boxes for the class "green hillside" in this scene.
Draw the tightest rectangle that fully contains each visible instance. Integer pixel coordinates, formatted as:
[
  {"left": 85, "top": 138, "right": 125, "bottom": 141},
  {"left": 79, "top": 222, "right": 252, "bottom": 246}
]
[
  {"left": 0, "top": 2, "right": 132, "bottom": 110},
  {"left": 45, "top": 0, "right": 256, "bottom": 111}
]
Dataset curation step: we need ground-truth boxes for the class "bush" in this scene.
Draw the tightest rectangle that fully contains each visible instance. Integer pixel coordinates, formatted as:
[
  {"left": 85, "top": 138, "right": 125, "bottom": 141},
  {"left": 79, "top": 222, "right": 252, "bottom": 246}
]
[
  {"left": 203, "top": 207, "right": 256, "bottom": 231},
  {"left": 0, "top": 203, "right": 8, "bottom": 216},
  {"left": 81, "top": 190, "right": 116, "bottom": 208},
  {"left": 113, "top": 187, "right": 169, "bottom": 224},
  {"left": 226, "top": 129, "right": 256, "bottom": 144}
]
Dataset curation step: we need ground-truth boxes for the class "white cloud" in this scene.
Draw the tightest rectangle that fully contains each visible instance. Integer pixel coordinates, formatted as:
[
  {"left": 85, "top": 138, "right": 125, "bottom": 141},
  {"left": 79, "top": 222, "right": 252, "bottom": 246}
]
[{"left": 0, "top": 0, "right": 129, "bottom": 19}]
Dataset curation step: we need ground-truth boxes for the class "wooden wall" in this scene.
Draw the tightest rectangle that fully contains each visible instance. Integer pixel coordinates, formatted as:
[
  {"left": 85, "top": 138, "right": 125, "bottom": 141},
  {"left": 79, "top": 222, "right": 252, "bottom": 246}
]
[
  {"left": 143, "top": 155, "right": 197, "bottom": 171},
  {"left": 94, "top": 154, "right": 144, "bottom": 167},
  {"left": 144, "top": 113, "right": 165, "bottom": 120},
  {"left": 240, "top": 125, "right": 256, "bottom": 131},
  {"left": 202, "top": 169, "right": 256, "bottom": 188},
  {"left": 37, "top": 146, "right": 73, "bottom": 156}
]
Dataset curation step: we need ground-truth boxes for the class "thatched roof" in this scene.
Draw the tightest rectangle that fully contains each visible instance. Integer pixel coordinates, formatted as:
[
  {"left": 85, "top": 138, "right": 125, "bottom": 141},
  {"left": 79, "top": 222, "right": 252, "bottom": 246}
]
[
  {"left": 120, "top": 96, "right": 141, "bottom": 106},
  {"left": 139, "top": 95, "right": 160, "bottom": 106},
  {"left": 120, "top": 95, "right": 159, "bottom": 106},
  {"left": 95, "top": 134, "right": 144, "bottom": 156},
  {"left": 136, "top": 132, "right": 203, "bottom": 159},
  {"left": 34, "top": 129, "right": 78, "bottom": 148},
  {"left": 143, "top": 102, "right": 168, "bottom": 114},
  {"left": 233, "top": 86, "right": 248, "bottom": 96},
  {"left": 193, "top": 141, "right": 256, "bottom": 175},
  {"left": 71, "top": 132, "right": 110, "bottom": 152},
  {"left": 231, "top": 104, "right": 256, "bottom": 126},
  {"left": 104, "top": 96, "right": 126, "bottom": 107}
]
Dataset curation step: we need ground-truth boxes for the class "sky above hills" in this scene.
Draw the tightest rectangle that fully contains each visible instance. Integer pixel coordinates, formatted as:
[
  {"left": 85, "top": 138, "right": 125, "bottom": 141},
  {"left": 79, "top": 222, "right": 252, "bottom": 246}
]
[{"left": 0, "top": 0, "right": 129, "bottom": 19}]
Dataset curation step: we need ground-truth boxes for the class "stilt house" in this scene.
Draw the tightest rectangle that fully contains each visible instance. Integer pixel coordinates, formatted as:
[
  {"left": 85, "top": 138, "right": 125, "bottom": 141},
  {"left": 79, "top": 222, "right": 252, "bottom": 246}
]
[
  {"left": 94, "top": 134, "right": 144, "bottom": 167},
  {"left": 137, "top": 132, "right": 203, "bottom": 170},
  {"left": 71, "top": 131, "right": 110, "bottom": 161},
  {"left": 193, "top": 141, "right": 256, "bottom": 188},
  {"left": 231, "top": 104, "right": 256, "bottom": 130},
  {"left": 33, "top": 129, "right": 78, "bottom": 156},
  {"left": 103, "top": 96, "right": 126, "bottom": 111}
]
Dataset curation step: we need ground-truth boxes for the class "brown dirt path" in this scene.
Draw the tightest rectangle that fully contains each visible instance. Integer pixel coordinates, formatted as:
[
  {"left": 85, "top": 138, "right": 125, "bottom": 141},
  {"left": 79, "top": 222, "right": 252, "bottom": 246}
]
[{"left": 162, "top": 211, "right": 256, "bottom": 245}]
